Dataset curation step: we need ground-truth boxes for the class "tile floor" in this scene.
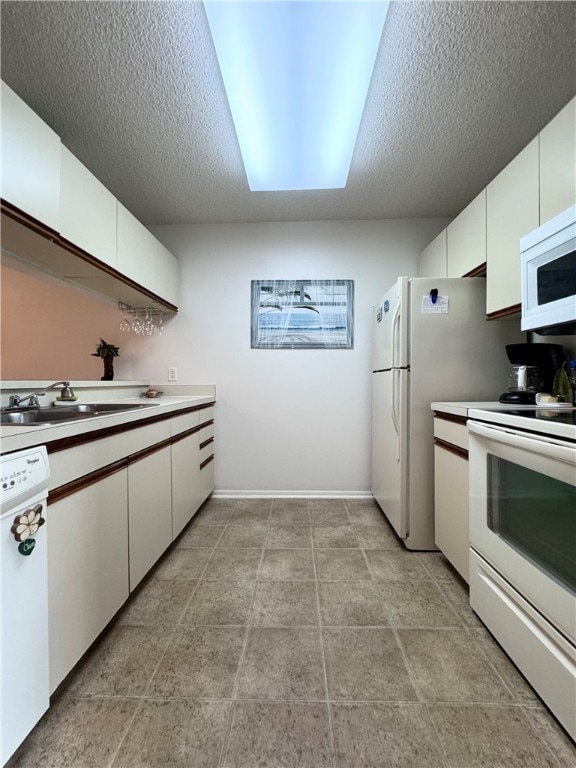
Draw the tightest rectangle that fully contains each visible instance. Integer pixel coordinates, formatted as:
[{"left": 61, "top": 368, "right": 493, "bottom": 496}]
[{"left": 9, "top": 498, "right": 576, "bottom": 768}]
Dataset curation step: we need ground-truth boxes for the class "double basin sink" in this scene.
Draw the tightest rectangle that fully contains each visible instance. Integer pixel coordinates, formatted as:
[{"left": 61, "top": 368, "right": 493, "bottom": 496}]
[{"left": 0, "top": 402, "right": 159, "bottom": 426}]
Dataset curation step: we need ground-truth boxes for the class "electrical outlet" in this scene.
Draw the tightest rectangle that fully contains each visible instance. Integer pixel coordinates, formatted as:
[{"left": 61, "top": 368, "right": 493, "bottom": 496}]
[{"left": 168, "top": 366, "right": 178, "bottom": 381}]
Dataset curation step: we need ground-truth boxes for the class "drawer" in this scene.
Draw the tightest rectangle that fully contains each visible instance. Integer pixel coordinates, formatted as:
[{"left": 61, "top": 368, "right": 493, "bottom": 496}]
[
  {"left": 49, "top": 420, "right": 171, "bottom": 489},
  {"left": 433, "top": 417, "right": 468, "bottom": 451},
  {"left": 199, "top": 438, "right": 215, "bottom": 465},
  {"left": 171, "top": 411, "right": 200, "bottom": 436}
]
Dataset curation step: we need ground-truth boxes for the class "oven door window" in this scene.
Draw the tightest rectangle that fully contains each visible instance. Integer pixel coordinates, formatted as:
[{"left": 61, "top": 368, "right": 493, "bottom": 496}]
[{"left": 488, "top": 455, "right": 576, "bottom": 594}]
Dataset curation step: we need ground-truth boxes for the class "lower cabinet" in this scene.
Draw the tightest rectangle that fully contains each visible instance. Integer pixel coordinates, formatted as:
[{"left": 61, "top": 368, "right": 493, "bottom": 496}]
[
  {"left": 128, "top": 445, "right": 172, "bottom": 589},
  {"left": 172, "top": 415, "right": 216, "bottom": 539},
  {"left": 46, "top": 402, "right": 215, "bottom": 691},
  {"left": 433, "top": 415, "right": 469, "bottom": 583},
  {"left": 48, "top": 466, "right": 129, "bottom": 693},
  {"left": 172, "top": 431, "right": 201, "bottom": 539}
]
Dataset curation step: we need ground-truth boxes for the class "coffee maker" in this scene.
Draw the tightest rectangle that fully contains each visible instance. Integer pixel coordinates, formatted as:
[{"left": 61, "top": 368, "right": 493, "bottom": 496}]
[{"left": 499, "top": 343, "right": 565, "bottom": 404}]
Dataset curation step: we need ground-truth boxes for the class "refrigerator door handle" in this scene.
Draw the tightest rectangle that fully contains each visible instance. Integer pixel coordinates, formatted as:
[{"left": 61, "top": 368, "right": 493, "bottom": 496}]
[
  {"left": 391, "top": 370, "right": 401, "bottom": 461},
  {"left": 391, "top": 303, "right": 401, "bottom": 368}
]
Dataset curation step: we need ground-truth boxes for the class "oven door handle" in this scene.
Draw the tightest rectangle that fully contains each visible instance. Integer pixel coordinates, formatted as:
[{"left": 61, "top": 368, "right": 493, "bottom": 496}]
[{"left": 468, "top": 420, "right": 576, "bottom": 464}]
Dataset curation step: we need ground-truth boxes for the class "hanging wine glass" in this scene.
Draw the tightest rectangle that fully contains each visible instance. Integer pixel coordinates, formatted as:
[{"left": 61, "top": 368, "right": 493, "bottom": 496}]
[
  {"left": 157, "top": 315, "right": 165, "bottom": 335},
  {"left": 131, "top": 312, "right": 143, "bottom": 335},
  {"left": 144, "top": 309, "right": 154, "bottom": 336},
  {"left": 119, "top": 309, "right": 131, "bottom": 333}
]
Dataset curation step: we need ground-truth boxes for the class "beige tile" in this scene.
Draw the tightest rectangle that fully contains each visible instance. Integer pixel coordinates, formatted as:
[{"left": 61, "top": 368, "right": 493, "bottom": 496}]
[
  {"left": 153, "top": 548, "right": 212, "bottom": 580},
  {"left": 469, "top": 626, "right": 542, "bottom": 704},
  {"left": 309, "top": 506, "right": 350, "bottom": 526},
  {"left": 193, "top": 501, "right": 236, "bottom": 525},
  {"left": 112, "top": 699, "right": 232, "bottom": 768},
  {"left": 117, "top": 577, "right": 196, "bottom": 626},
  {"left": 182, "top": 580, "right": 254, "bottom": 625},
  {"left": 223, "top": 701, "right": 333, "bottom": 768},
  {"left": 523, "top": 706, "right": 576, "bottom": 768},
  {"left": 314, "top": 549, "right": 372, "bottom": 580},
  {"left": 203, "top": 548, "right": 262, "bottom": 580},
  {"left": 230, "top": 500, "right": 271, "bottom": 525},
  {"left": 217, "top": 524, "right": 267, "bottom": 548},
  {"left": 437, "top": 580, "right": 484, "bottom": 627},
  {"left": 266, "top": 524, "right": 313, "bottom": 548},
  {"left": 270, "top": 505, "right": 311, "bottom": 526},
  {"left": 62, "top": 625, "right": 171, "bottom": 696},
  {"left": 380, "top": 581, "right": 462, "bottom": 628},
  {"left": 8, "top": 696, "right": 139, "bottom": 768},
  {"left": 346, "top": 501, "right": 388, "bottom": 525},
  {"left": 353, "top": 523, "right": 403, "bottom": 550},
  {"left": 332, "top": 702, "right": 445, "bottom": 768},
  {"left": 428, "top": 703, "right": 558, "bottom": 767},
  {"left": 397, "top": 629, "right": 514, "bottom": 703},
  {"left": 148, "top": 626, "right": 245, "bottom": 698},
  {"left": 312, "top": 525, "right": 358, "bottom": 548},
  {"left": 364, "top": 550, "right": 430, "bottom": 580},
  {"left": 258, "top": 549, "right": 315, "bottom": 580},
  {"left": 251, "top": 581, "right": 319, "bottom": 626},
  {"left": 237, "top": 627, "right": 326, "bottom": 700},
  {"left": 417, "top": 552, "right": 463, "bottom": 583},
  {"left": 318, "top": 581, "right": 389, "bottom": 626},
  {"left": 176, "top": 523, "right": 224, "bottom": 548},
  {"left": 272, "top": 499, "right": 310, "bottom": 510},
  {"left": 323, "top": 628, "right": 417, "bottom": 702}
]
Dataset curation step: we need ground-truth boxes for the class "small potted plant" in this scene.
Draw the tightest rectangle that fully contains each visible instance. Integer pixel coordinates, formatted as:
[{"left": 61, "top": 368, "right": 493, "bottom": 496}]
[{"left": 92, "top": 338, "right": 120, "bottom": 380}]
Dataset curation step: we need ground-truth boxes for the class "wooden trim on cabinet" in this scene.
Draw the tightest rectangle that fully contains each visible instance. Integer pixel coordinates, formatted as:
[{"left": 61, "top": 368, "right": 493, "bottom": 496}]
[
  {"left": 1, "top": 199, "right": 178, "bottom": 313},
  {"left": 199, "top": 436, "right": 215, "bottom": 451},
  {"left": 462, "top": 263, "right": 487, "bottom": 278},
  {"left": 170, "top": 419, "right": 214, "bottom": 447},
  {"left": 434, "top": 437, "right": 469, "bottom": 460},
  {"left": 46, "top": 404, "right": 215, "bottom": 454},
  {"left": 1, "top": 198, "right": 60, "bottom": 240},
  {"left": 433, "top": 411, "right": 468, "bottom": 426},
  {"left": 487, "top": 303, "right": 521, "bottom": 320},
  {"left": 128, "top": 438, "right": 173, "bottom": 464},
  {"left": 48, "top": 459, "right": 127, "bottom": 504},
  {"left": 200, "top": 455, "right": 215, "bottom": 470}
]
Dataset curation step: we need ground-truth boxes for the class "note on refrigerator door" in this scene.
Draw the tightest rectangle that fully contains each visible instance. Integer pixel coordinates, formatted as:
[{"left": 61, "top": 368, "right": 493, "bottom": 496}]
[{"left": 421, "top": 295, "right": 449, "bottom": 314}]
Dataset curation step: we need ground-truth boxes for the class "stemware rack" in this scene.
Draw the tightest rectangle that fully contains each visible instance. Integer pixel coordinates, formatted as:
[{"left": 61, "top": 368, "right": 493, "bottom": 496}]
[{"left": 118, "top": 301, "right": 176, "bottom": 335}]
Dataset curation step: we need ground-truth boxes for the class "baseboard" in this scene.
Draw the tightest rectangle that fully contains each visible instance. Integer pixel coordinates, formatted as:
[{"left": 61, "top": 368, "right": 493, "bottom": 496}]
[{"left": 211, "top": 490, "right": 373, "bottom": 499}]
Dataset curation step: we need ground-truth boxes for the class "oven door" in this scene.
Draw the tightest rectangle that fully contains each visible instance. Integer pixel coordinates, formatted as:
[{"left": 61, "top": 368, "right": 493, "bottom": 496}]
[{"left": 468, "top": 419, "right": 576, "bottom": 641}]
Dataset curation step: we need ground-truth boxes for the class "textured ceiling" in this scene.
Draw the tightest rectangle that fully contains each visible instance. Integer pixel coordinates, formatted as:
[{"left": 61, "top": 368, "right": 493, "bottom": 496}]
[{"left": 1, "top": 1, "right": 575, "bottom": 226}]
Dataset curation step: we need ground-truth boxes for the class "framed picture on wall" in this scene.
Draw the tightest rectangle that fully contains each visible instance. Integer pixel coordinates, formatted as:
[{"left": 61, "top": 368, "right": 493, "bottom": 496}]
[{"left": 251, "top": 279, "right": 354, "bottom": 349}]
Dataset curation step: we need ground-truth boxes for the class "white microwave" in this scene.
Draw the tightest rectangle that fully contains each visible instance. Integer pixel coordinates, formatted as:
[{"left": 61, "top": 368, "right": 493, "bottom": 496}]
[{"left": 520, "top": 204, "right": 576, "bottom": 334}]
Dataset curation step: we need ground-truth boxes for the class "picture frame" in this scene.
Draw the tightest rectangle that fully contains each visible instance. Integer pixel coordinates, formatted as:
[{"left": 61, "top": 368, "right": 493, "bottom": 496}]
[{"left": 251, "top": 279, "right": 354, "bottom": 349}]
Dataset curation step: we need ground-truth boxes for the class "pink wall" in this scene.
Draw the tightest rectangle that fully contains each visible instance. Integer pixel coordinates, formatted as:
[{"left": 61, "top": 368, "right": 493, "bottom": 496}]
[{"left": 1, "top": 260, "right": 131, "bottom": 380}]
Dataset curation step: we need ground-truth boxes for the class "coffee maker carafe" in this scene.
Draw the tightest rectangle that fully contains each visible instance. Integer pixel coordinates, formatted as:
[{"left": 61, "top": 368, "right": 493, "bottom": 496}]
[{"left": 499, "top": 343, "right": 564, "bottom": 404}]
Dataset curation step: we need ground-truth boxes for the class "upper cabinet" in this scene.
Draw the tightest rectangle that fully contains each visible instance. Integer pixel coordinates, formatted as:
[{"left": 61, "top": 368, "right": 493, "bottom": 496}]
[
  {"left": 486, "top": 138, "right": 539, "bottom": 317},
  {"left": 60, "top": 146, "right": 117, "bottom": 269},
  {"left": 419, "top": 230, "right": 447, "bottom": 277},
  {"left": 1, "top": 81, "right": 61, "bottom": 232},
  {"left": 117, "top": 203, "right": 179, "bottom": 308},
  {"left": 1, "top": 80, "right": 180, "bottom": 311},
  {"left": 446, "top": 190, "right": 486, "bottom": 277},
  {"left": 539, "top": 97, "right": 576, "bottom": 223}
]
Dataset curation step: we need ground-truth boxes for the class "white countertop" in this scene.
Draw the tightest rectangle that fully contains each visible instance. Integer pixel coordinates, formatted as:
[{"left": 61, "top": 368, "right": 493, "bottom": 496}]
[
  {"left": 0, "top": 390, "right": 215, "bottom": 454},
  {"left": 431, "top": 401, "right": 516, "bottom": 417}
]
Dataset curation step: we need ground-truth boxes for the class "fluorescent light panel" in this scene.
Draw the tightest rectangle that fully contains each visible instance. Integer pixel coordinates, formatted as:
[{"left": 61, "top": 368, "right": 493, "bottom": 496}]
[{"left": 204, "top": 1, "right": 389, "bottom": 191}]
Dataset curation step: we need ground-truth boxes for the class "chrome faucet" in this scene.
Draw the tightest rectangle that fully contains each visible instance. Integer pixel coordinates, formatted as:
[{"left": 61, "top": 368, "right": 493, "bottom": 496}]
[{"left": 8, "top": 381, "right": 75, "bottom": 408}]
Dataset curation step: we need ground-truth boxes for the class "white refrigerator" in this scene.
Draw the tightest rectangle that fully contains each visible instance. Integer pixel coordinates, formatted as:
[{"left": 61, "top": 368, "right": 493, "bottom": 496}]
[{"left": 371, "top": 276, "right": 522, "bottom": 550}]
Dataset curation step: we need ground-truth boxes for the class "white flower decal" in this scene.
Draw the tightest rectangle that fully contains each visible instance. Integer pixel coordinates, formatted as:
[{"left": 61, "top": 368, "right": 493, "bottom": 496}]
[{"left": 11, "top": 504, "right": 45, "bottom": 542}]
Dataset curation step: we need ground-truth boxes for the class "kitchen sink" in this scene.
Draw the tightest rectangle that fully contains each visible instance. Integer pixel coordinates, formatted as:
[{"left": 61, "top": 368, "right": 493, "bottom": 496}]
[{"left": 0, "top": 402, "right": 159, "bottom": 426}]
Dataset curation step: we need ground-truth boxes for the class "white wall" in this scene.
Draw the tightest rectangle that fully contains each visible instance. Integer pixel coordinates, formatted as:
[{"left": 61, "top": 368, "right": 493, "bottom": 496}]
[{"left": 127, "top": 219, "right": 448, "bottom": 495}]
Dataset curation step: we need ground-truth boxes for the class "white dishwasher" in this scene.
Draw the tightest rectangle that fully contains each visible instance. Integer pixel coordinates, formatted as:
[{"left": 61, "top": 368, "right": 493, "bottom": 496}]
[{"left": 1, "top": 446, "right": 50, "bottom": 766}]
